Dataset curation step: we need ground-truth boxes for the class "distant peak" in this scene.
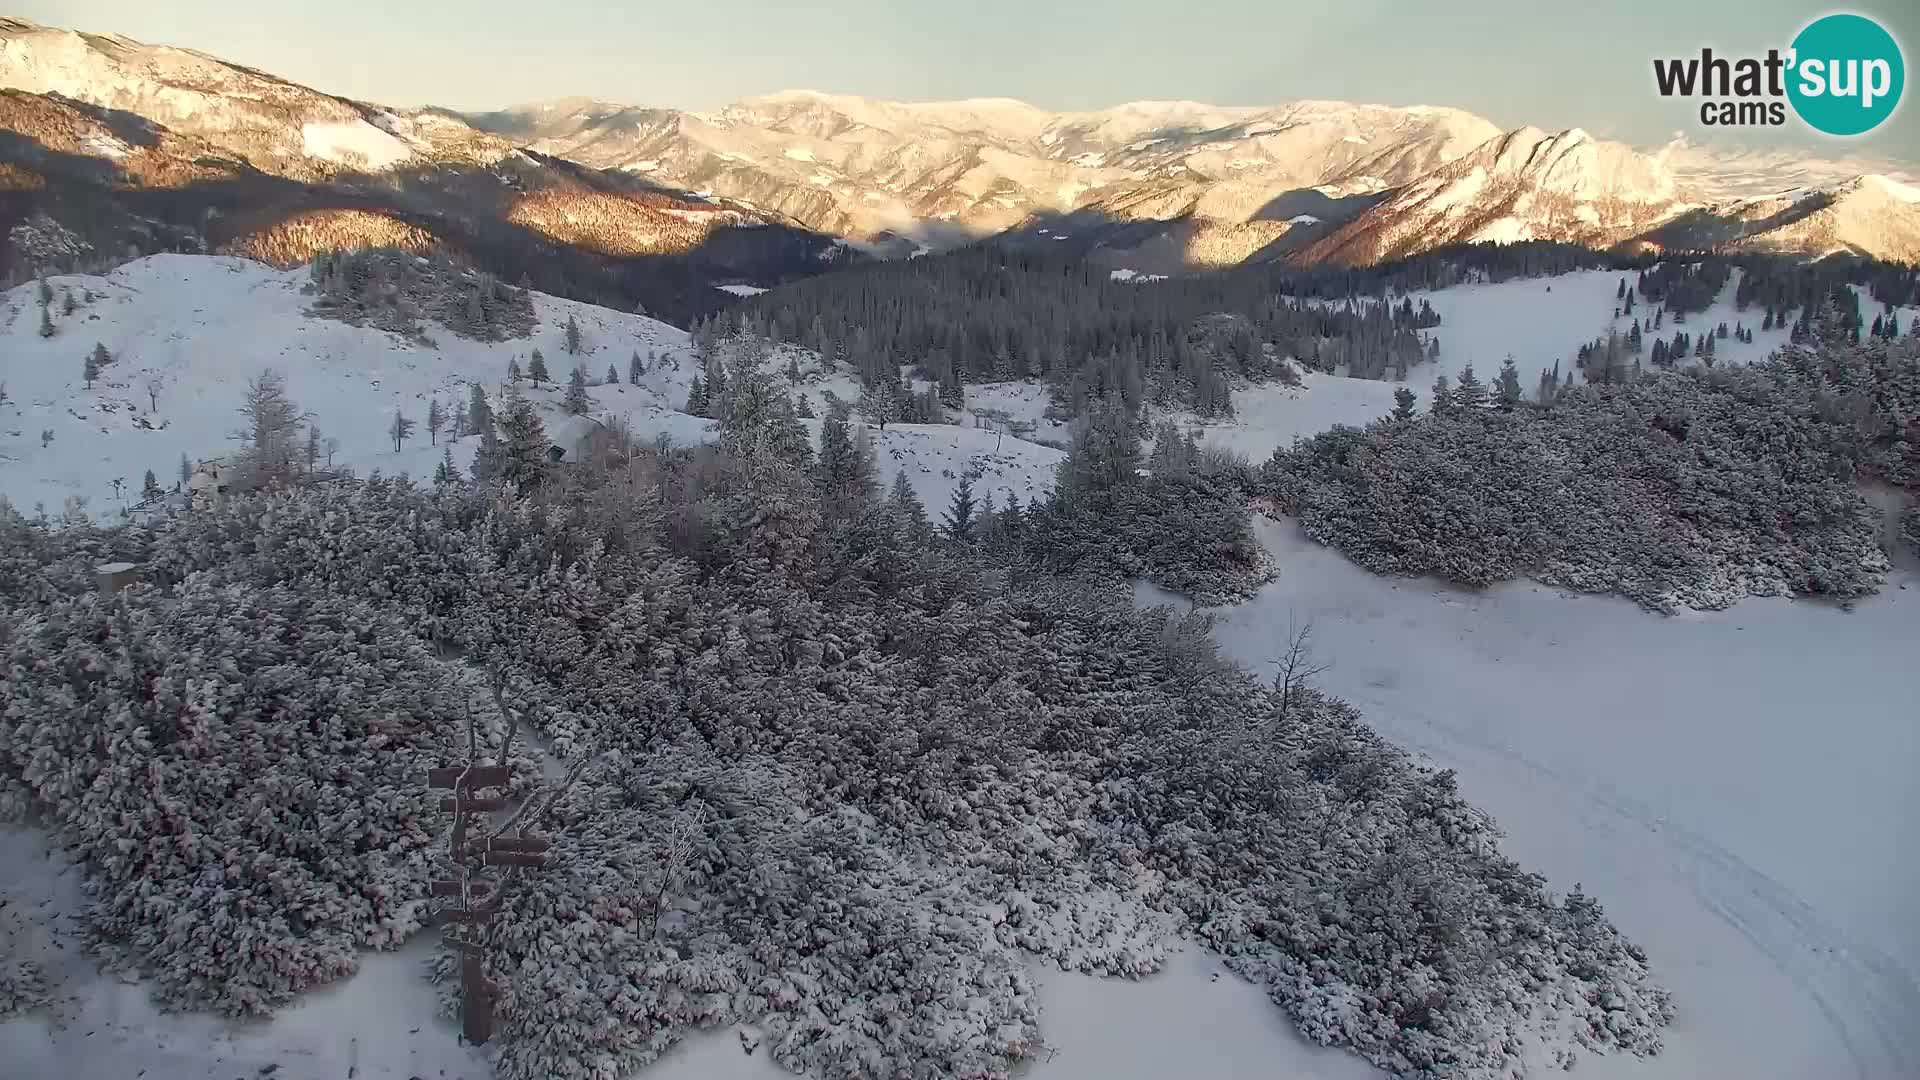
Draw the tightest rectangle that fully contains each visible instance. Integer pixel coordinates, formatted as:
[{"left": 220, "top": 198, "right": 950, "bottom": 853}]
[{"left": 1858, "top": 173, "right": 1920, "bottom": 202}]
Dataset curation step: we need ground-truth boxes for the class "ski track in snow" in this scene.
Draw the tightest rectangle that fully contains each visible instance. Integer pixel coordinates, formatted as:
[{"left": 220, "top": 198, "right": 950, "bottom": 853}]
[
  {"left": 1159, "top": 516, "right": 1920, "bottom": 1080},
  {"left": 1339, "top": 685, "right": 1919, "bottom": 1080}
]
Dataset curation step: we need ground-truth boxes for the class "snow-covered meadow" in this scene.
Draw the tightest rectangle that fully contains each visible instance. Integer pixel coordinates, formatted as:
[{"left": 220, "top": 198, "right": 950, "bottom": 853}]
[
  {"left": 1140, "top": 518, "right": 1920, "bottom": 1080},
  {"left": 0, "top": 257, "right": 1063, "bottom": 522},
  {"left": 1171, "top": 267, "right": 1920, "bottom": 465}
]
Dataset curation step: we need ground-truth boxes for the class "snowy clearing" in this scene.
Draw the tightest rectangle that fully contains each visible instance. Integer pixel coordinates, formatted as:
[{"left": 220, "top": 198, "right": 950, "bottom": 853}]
[
  {"left": 0, "top": 257, "right": 1069, "bottom": 523},
  {"left": 713, "top": 283, "right": 769, "bottom": 296},
  {"left": 300, "top": 120, "right": 416, "bottom": 170},
  {"left": 1141, "top": 519, "right": 1920, "bottom": 1080},
  {"left": 0, "top": 257, "right": 696, "bottom": 515},
  {"left": 645, "top": 949, "right": 1380, "bottom": 1080}
]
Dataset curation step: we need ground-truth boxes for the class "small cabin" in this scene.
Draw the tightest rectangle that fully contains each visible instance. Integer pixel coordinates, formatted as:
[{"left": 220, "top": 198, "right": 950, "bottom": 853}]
[
  {"left": 96, "top": 561, "right": 141, "bottom": 595},
  {"left": 546, "top": 414, "right": 609, "bottom": 465},
  {"left": 188, "top": 459, "right": 232, "bottom": 509}
]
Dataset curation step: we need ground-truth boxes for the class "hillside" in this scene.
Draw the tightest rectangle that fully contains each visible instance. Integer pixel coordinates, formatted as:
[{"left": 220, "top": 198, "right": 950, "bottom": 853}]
[
  {"left": 1290, "top": 128, "right": 1679, "bottom": 265},
  {"left": 0, "top": 20, "right": 852, "bottom": 323},
  {"left": 1640, "top": 174, "right": 1920, "bottom": 262},
  {"left": 0, "top": 254, "right": 1060, "bottom": 521}
]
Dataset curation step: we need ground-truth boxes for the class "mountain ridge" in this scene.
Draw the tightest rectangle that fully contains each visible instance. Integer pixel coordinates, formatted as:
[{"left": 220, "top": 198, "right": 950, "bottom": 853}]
[{"left": 3, "top": 15, "right": 1918, "bottom": 281}]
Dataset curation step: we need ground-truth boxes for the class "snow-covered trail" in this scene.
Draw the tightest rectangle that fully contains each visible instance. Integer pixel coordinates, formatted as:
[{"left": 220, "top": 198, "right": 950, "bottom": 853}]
[{"left": 1142, "top": 519, "right": 1920, "bottom": 1080}]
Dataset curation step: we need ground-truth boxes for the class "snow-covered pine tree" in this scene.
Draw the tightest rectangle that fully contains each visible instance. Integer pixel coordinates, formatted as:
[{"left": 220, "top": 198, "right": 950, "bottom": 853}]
[
  {"left": 1391, "top": 386, "right": 1418, "bottom": 422},
  {"left": 434, "top": 443, "right": 460, "bottom": 485},
  {"left": 1454, "top": 364, "right": 1489, "bottom": 409},
  {"left": 564, "top": 366, "right": 591, "bottom": 416},
  {"left": 1495, "top": 358, "right": 1523, "bottom": 409},
  {"left": 469, "top": 383, "right": 494, "bottom": 436},
  {"left": 629, "top": 351, "right": 644, "bottom": 384},
  {"left": 943, "top": 475, "right": 977, "bottom": 541},
  {"left": 235, "top": 369, "right": 304, "bottom": 488},
  {"left": 715, "top": 353, "right": 810, "bottom": 469},
  {"left": 470, "top": 423, "right": 505, "bottom": 483},
  {"left": 528, "top": 349, "right": 549, "bottom": 384},
  {"left": 605, "top": 363, "right": 619, "bottom": 386},
  {"left": 888, "top": 470, "right": 930, "bottom": 541},
  {"left": 497, "top": 393, "right": 549, "bottom": 488},
  {"left": 389, "top": 409, "right": 416, "bottom": 452},
  {"left": 427, "top": 399, "right": 445, "bottom": 445},
  {"left": 564, "top": 314, "right": 581, "bottom": 354}
]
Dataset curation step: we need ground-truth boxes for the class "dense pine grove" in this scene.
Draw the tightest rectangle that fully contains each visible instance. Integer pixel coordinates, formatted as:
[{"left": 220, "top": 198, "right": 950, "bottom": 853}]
[
  {"left": 0, "top": 351, "right": 1674, "bottom": 1079},
  {"left": 717, "top": 247, "right": 1443, "bottom": 419},
  {"left": 1263, "top": 333, "right": 1919, "bottom": 612},
  {"left": 306, "top": 248, "right": 537, "bottom": 342}
]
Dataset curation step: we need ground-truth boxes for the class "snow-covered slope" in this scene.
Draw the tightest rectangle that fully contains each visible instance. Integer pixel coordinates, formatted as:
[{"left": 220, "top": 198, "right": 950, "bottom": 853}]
[
  {"left": 0, "top": 18, "right": 849, "bottom": 321},
  {"left": 0, "top": 16, "right": 505, "bottom": 175},
  {"left": 469, "top": 93, "right": 1502, "bottom": 250},
  {"left": 1141, "top": 519, "right": 1920, "bottom": 1080},
  {"left": 0, "top": 255, "right": 1060, "bottom": 522},
  {"left": 1168, "top": 266, "right": 1867, "bottom": 465},
  {"left": 1638, "top": 174, "right": 1920, "bottom": 263},
  {"left": 1295, "top": 128, "right": 1679, "bottom": 265}
]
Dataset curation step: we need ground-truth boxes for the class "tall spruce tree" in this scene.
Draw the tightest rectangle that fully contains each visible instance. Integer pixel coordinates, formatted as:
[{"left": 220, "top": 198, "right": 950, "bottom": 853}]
[
  {"left": 1495, "top": 358, "right": 1523, "bottom": 409},
  {"left": 468, "top": 383, "right": 494, "bottom": 436},
  {"left": 942, "top": 475, "right": 977, "bottom": 541},
  {"left": 497, "top": 392, "right": 548, "bottom": 488},
  {"left": 1454, "top": 364, "right": 1489, "bottom": 409},
  {"left": 564, "top": 366, "right": 591, "bottom": 415},
  {"left": 1391, "top": 386, "right": 1418, "bottom": 421}
]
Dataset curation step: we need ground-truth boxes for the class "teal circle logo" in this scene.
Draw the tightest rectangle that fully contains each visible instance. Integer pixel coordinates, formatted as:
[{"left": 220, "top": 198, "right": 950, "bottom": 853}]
[{"left": 1787, "top": 13, "right": 1904, "bottom": 136}]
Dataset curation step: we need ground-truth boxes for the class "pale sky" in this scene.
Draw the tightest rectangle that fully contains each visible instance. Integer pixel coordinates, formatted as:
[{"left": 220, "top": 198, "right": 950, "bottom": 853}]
[{"left": 16, "top": 0, "right": 1919, "bottom": 162}]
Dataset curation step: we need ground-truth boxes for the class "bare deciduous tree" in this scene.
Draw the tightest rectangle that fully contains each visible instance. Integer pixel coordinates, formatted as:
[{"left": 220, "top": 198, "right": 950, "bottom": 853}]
[{"left": 1273, "top": 616, "right": 1331, "bottom": 721}]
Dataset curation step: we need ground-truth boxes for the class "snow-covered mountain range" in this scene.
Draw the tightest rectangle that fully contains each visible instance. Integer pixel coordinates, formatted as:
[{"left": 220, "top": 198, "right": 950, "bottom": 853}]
[
  {"left": 474, "top": 91, "right": 1920, "bottom": 267},
  {"left": 2, "top": 15, "right": 1918, "bottom": 288},
  {"left": 0, "top": 17, "right": 851, "bottom": 323}
]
